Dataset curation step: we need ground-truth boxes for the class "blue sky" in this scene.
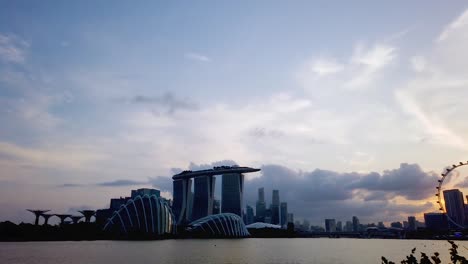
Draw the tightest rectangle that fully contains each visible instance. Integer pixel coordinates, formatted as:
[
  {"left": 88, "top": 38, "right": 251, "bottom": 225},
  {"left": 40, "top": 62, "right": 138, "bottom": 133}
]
[{"left": 1, "top": 1, "right": 468, "bottom": 224}]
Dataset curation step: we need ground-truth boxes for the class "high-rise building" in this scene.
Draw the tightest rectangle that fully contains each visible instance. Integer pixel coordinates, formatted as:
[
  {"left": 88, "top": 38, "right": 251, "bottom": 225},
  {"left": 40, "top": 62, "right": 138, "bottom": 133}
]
[
  {"left": 187, "top": 191, "right": 194, "bottom": 221},
  {"left": 213, "top": 199, "right": 220, "bottom": 214},
  {"left": 336, "top": 221, "right": 342, "bottom": 232},
  {"left": 221, "top": 173, "right": 244, "bottom": 217},
  {"left": 265, "top": 208, "right": 272, "bottom": 224},
  {"left": 424, "top": 213, "right": 448, "bottom": 230},
  {"left": 408, "top": 216, "right": 416, "bottom": 231},
  {"left": 287, "top": 213, "right": 294, "bottom": 224},
  {"left": 280, "top": 202, "right": 288, "bottom": 227},
  {"left": 172, "top": 179, "right": 192, "bottom": 224},
  {"left": 258, "top": 187, "right": 265, "bottom": 203},
  {"left": 192, "top": 176, "right": 216, "bottom": 221},
  {"left": 345, "top": 221, "right": 353, "bottom": 232},
  {"left": 131, "top": 188, "right": 161, "bottom": 199},
  {"left": 302, "top": 219, "right": 310, "bottom": 231},
  {"left": 246, "top": 205, "right": 254, "bottom": 224},
  {"left": 325, "top": 219, "right": 336, "bottom": 232},
  {"left": 256, "top": 187, "right": 266, "bottom": 222},
  {"left": 271, "top": 190, "right": 280, "bottom": 225},
  {"left": 352, "top": 216, "right": 360, "bottom": 232},
  {"left": 443, "top": 189, "right": 465, "bottom": 226},
  {"left": 391, "top": 221, "right": 403, "bottom": 228}
]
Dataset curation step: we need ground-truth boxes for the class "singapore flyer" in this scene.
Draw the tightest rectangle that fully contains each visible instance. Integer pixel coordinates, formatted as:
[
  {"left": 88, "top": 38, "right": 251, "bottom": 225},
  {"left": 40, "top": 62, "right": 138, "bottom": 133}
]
[{"left": 436, "top": 161, "right": 468, "bottom": 229}]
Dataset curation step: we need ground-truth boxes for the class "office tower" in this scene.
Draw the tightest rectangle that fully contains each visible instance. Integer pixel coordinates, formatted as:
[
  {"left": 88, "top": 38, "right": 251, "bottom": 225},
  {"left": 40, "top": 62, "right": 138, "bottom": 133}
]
[
  {"left": 131, "top": 188, "right": 161, "bottom": 199},
  {"left": 403, "top": 221, "right": 409, "bottom": 229},
  {"left": 391, "top": 221, "right": 403, "bottom": 228},
  {"left": 425, "top": 213, "right": 448, "bottom": 230},
  {"left": 213, "top": 199, "right": 221, "bottom": 214},
  {"left": 221, "top": 173, "right": 244, "bottom": 217},
  {"left": 345, "top": 221, "right": 353, "bottom": 232},
  {"left": 246, "top": 205, "right": 255, "bottom": 224},
  {"left": 302, "top": 219, "right": 310, "bottom": 231},
  {"left": 258, "top": 187, "right": 265, "bottom": 202},
  {"left": 271, "top": 190, "right": 280, "bottom": 225},
  {"left": 325, "top": 219, "right": 336, "bottom": 232},
  {"left": 256, "top": 187, "right": 266, "bottom": 222},
  {"left": 336, "top": 221, "right": 342, "bottom": 232},
  {"left": 265, "top": 208, "right": 272, "bottom": 223},
  {"left": 280, "top": 202, "right": 288, "bottom": 227},
  {"left": 192, "top": 176, "right": 216, "bottom": 221},
  {"left": 443, "top": 189, "right": 466, "bottom": 226},
  {"left": 287, "top": 213, "right": 294, "bottom": 224},
  {"left": 352, "top": 216, "right": 360, "bottom": 232},
  {"left": 172, "top": 178, "right": 192, "bottom": 224},
  {"left": 408, "top": 216, "right": 416, "bottom": 231}
]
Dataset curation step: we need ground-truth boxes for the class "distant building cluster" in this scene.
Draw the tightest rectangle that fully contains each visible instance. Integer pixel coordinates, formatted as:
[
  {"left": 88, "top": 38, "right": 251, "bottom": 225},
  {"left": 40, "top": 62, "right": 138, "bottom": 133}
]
[{"left": 252, "top": 187, "right": 293, "bottom": 227}]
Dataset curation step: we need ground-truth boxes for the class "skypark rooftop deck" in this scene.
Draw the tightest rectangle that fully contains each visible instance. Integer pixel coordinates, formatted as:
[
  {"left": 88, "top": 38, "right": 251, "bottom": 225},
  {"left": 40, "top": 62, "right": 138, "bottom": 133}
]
[{"left": 172, "top": 166, "right": 260, "bottom": 180}]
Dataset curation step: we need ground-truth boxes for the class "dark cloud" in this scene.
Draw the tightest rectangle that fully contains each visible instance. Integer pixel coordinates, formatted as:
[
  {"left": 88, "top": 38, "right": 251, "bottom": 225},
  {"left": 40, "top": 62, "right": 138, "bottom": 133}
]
[
  {"left": 131, "top": 92, "right": 199, "bottom": 114},
  {"left": 242, "top": 163, "right": 438, "bottom": 225},
  {"left": 350, "top": 163, "right": 439, "bottom": 200},
  {"left": 96, "top": 179, "right": 148, "bottom": 187}
]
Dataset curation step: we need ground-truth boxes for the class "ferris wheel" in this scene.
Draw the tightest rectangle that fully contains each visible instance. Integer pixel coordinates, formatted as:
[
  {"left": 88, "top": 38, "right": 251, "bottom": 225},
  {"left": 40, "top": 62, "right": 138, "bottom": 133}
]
[{"left": 435, "top": 161, "right": 468, "bottom": 229}]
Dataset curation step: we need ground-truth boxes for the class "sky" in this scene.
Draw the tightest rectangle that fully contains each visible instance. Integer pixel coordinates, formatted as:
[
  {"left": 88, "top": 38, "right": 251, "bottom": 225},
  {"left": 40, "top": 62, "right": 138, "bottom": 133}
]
[{"left": 1, "top": 1, "right": 468, "bottom": 225}]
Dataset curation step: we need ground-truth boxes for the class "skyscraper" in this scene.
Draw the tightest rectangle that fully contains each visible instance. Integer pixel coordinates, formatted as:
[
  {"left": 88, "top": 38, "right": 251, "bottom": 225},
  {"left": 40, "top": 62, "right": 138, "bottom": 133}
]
[
  {"left": 192, "top": 176, "right": 216, "bottom": 221},
  {"left": 444, "top": 189, "right": 465, "bottom": 226},
  {"left": 280, "top": 202, "right": 288, "bottom": 227},
  {"left": 287, "top": 213, "right": 294, "bottom": 224},
  {"left": 221, "top": 173, "right": 244, "bottom": 217},
  {"left": 271, "top": 190, "right": 280, "bottom": 225},
  {"left": 172, "top": 178, "right": 192, "bottom": 224},
  {"left": 408, "top": 216, "right": 416, "bottom": 231},
  {"left": 325, "top": 219, "right": 336, "bottom": 232},
  {"left": 336, "top": 221, "right": 342, "bottom": 232},
  {"left": 256, "top": 187, "right": 266, "bottom": 222},
  {"left": 213, "top": 199, "right": 220, "bottom": 214},
  {"left": 131, "top": 188, "right": 160, "bottom": 198},
  {"left": 246, "top": 205, "right": 254, "bottom": 224},
  {"left": 258, "top": 187, "right": 265, "bottom": 202},
  {"left": 352, "top": 216, "right": 359, "bottom": 232}
]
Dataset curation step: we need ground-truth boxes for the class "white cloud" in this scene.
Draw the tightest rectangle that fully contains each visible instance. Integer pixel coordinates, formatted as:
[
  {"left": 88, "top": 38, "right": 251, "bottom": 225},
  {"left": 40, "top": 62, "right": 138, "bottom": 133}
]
[
  {"left": 394, "top": 8, "right": 468, "bottom": 151},
  {"left": 0, "top": 33, "right": 28, "bottom": 64},
  {"left": 184, "top": 52, "right": 211, "bottom": 62},
  {"left": 438, "top": 9, "right": 468, "bottom": 41},
  {"left": 306, "top": 58, "right": 344, "bottom": 76},
  {"left": 297, "top": 42, "right": 397, "bottom": 91}
]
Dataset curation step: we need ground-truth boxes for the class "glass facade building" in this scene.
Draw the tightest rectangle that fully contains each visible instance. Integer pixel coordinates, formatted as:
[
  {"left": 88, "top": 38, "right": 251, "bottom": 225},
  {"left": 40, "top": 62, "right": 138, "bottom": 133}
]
[
  {"left": 192, "top": 176, "right": 215, "bottom": 221},
  {"left": 172, "top": 179, "right": 192, "bottom": 224},
  {"left": 221, "top": 173, "right": 244, "bottom": 217}
]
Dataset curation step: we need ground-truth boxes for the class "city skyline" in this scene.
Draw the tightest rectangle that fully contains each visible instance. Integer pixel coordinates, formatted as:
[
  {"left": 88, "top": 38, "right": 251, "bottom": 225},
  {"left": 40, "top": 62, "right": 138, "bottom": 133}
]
[{"left": 1, "top": 1, "right": 468, "bottom": 225}]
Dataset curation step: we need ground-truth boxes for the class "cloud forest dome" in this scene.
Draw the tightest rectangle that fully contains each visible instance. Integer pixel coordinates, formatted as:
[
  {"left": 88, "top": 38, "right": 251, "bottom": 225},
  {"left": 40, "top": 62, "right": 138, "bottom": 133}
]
[
  {"left": 187, "top": 213, "right": 250, "bottom": 237},
  {"left": 103, "top": 194, "right": 176, "bottom": 236}
]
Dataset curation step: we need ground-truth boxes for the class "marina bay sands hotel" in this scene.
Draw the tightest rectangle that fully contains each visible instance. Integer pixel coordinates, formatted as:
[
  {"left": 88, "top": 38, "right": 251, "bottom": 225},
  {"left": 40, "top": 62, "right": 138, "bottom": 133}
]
[{"left": 172, "top": 166, "right": 260, "bottom": 224}]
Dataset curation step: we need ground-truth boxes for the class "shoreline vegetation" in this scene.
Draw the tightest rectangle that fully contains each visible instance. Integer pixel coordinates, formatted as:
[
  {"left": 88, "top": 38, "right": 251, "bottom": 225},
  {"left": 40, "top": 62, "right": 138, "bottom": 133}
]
[
  {"left": 381, "top": 240, "right": 468, "bottom": 264},
  {"left": 0, "top": 221, "right": 465, "bottom": 242}
]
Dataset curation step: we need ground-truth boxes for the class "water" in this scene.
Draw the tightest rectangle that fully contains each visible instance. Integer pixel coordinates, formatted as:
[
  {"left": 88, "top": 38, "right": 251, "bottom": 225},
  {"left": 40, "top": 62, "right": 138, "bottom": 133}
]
[{"left": 1, "top": 238, "right": 467, "bottom": 264}]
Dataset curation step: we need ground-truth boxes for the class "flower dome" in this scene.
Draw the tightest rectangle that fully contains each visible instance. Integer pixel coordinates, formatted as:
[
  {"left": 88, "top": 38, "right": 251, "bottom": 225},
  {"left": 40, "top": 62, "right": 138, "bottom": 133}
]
[
  {"left": 186, "top": 213, "right": 250, "bottom": 237},
  {"left": 103, "top": 194, "right": 176, "bottom": 236}
]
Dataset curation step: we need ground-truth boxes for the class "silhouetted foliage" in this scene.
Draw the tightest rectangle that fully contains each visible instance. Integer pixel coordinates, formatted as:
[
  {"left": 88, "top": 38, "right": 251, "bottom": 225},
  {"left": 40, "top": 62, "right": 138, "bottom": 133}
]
[{"left": 380, "top": 241, "right": 468, "bottom": 264}]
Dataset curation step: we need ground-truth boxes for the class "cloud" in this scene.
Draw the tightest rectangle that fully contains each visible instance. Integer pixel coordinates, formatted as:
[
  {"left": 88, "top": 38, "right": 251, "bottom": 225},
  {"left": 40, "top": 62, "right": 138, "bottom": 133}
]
[
  {"left": 297, "top": 42, "right": 397, "bottom": 91},
  {"left": 129, "top": 92, "right": 199, "bottom": 114},
  {"left": 184, "top": 52, "right": 211, "bottom": 62},
  {"left": 243, "top": 163, "right": 438, "bottom": 224},
  {"left": 438, "top": 9, "right": 468, "bottom": 41},
  {"left": 0, "top": 33, "right": 28, "bottom": 64},
  {"left": 394, "top": 8, "right": 468, "bottom": 151},
  {"left": 96, "top": 179, "right": 148, "bottom": 187}
]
